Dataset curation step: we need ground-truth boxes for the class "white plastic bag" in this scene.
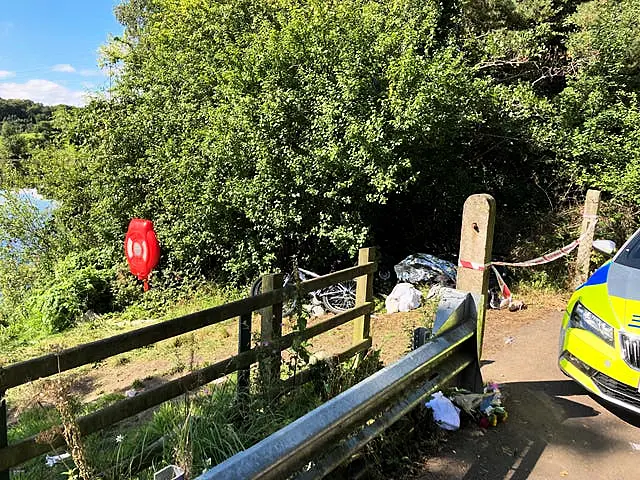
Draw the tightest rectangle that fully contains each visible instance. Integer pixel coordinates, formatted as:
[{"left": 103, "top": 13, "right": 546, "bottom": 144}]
[
  {"left": 425, "top": 391, "right": 460, "bottom": 430},
  {"left": 45, "top": 453, "right": 71, "bottom": 467},
  {"left": 385, "top": 283, "right": 422, "bottom": 313}
]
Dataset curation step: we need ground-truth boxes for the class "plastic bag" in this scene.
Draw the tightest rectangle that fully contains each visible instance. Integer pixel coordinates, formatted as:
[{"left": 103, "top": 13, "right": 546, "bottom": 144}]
[
  {"left": 425, "top": 391, "right": 460, "bottom": 430},
  {"left": 394, "top": 254, "right": 456, "bottom": 285},
  {"left": 385, "top": 283, "right": 422, "bottom": 313}
]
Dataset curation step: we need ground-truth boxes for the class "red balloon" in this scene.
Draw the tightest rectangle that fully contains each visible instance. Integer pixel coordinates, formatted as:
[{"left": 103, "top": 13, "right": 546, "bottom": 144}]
[{"left": 124, "top": 219, "right": 160, "bottom": 291}]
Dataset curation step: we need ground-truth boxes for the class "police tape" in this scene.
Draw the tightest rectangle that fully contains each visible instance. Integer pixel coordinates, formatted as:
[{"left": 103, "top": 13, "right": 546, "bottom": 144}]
[
  {"left": 458, "top": 216, "right": 598, "bottom": 271},
  {"left": 458, "top": 216, "right": 598, "bottom": 307}
]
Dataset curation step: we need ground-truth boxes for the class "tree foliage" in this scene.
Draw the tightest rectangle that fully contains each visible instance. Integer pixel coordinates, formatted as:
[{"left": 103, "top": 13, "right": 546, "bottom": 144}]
[
  {"left": 31, "top": 0, "right": 563, "bottom": 280},
  {"left": 4, "top": 0, "right": 640, "bottom": 332}
]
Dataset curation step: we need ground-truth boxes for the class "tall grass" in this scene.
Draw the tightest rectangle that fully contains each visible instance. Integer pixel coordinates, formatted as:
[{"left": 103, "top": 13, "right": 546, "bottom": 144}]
[{"left": 9, "top": 349, "right": 382, "bottom": 479}]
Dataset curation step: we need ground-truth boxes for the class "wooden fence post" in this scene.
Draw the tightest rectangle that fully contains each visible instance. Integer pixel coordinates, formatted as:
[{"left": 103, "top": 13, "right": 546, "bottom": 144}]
[
  {"left": 260, "top": 273, "right": 283, "bottom": 389},
  {"left": 353, "top": 247, "right": 375, "bottom": 355},
  {"left": 237, "top": 313, "right": 252, "bottom": 399},
  {"left": 456, "top": 194, "right": 496, "bottom": 391},
  {"left": 0, "top": 391, "right": 8, "bottom": 480},
  {"left": 573, "top": 189, "right": 601, "bottom": 289}
]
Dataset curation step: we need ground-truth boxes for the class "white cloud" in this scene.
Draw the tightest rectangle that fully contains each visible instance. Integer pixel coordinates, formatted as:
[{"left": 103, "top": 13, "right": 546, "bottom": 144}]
[
  {"left": 0, "top": 79, "right": 86, "bottom": 106},
  {"left": 0, "top": 70, "right": 15, "bottom": 79},
  {"left": 52, "top": 63, "right": 76, "bottom": 73}
]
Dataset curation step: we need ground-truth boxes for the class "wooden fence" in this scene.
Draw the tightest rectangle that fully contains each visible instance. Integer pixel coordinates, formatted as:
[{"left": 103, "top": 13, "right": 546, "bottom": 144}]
[{"left": 0, "top": 247, "right": 377, "bottom": 475}]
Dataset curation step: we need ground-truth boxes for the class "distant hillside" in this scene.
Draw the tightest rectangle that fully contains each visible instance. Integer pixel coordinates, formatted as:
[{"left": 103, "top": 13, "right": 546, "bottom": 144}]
[
  {"left": 0, "top": 98, "right": 55, "bottom": 124},
  {"left": 0, "top": 98, "right": 73, "bottom": 165}
]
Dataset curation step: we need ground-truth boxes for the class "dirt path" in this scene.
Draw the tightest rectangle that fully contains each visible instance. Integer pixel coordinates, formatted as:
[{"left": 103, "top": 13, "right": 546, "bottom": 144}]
[{"left": 411, "top": 312, "right": 640, "bottom": 480}]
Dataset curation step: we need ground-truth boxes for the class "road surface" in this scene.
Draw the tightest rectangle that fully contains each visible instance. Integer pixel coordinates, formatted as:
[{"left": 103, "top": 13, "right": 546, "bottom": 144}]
[{"left": 413, "top": 312, "right": 640, "bottom": 480}]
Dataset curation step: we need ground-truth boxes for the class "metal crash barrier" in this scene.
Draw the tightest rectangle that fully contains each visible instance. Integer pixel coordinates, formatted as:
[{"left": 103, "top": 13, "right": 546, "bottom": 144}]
[{"left": 197, "top": 288, "right": 483, "bottom": 480}]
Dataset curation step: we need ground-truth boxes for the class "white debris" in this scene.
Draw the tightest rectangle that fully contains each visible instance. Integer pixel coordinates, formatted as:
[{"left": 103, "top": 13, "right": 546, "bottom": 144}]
[
  {"left": 45, "top": 453, "right": 71, "bottom": 467},
  {"left": 425, "top": 391, "right": 460, "bottom": 431},
  {"left": 125, "top": 389, "right": 138, "bottom": 398},
  {"left": 385, "top": 283, "right": 422, "bottom": 313},
  {"left": 630, "top": 442, "right": 640, "bottom": 451}
]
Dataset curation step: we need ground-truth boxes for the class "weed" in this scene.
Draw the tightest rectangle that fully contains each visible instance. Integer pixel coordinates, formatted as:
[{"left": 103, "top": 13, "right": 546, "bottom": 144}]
[
  {"left": 37, "top": 379, "right": 94, "bottom": 480},
  {"left": 359, "top": 405, "right": 445, "bottom": 479}
]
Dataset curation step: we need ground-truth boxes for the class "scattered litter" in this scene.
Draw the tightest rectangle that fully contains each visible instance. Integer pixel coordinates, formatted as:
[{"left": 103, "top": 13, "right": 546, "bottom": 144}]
[
  {"left": 425, "top": 391, "right": 461, "bottom": 431},
  {"left": 504, "top": 336, "right": 515, "bottom": 345},
  {"left": 630, "top": 442, "right": 640, "bottom": 451},
  {"left": 154, "top": 464, "right": 185, "bottom": 480},
  {"left": 393, "top": 253, "right": 521, "bottom": 310},
  {"left": 501, "top": 445, "right": 514, "bottom": 456},
  {"left": 509, "top": 300, "right": 527, "bottom": 312},
  {"left": 560, "top": 471, "right": 569, "bottom": 477},
  {"left": 385, "top": 283, "right": 422, "bottom": 313},
  {"left": 125, "top": 389, "right": 139, "bottom": 398},
  {"left": 394, "top": 254, "right": 456, "bottom": 285},
  {"left": 45, "top": 453, "right": 71, "bottom": 467},
  {"left": 450, "top": 382, "right": 508, "bottom": 429}
]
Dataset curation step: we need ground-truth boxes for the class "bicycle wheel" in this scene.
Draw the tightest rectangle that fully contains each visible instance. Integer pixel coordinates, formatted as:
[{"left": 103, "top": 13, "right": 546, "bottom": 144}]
[
  {"left": 321, "top": 280, "right": 356, "bottom": 314},
  {"left": 250, "top": 275, "right": 298, "bottom": 317}
]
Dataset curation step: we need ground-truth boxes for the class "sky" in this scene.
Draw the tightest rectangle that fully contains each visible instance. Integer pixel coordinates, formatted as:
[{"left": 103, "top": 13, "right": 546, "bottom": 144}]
[{"left": 0, "top": 1, "right": 123, "bottom": 106}]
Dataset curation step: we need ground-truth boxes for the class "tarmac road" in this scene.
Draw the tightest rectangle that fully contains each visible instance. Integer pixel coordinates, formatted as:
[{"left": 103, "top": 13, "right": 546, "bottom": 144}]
[{"left": 413, "top": 312, "right": 640, "bottom": 480}]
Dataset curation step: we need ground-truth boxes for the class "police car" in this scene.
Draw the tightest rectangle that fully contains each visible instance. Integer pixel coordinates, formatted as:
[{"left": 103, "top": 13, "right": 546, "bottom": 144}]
[{"left": 559, "top": 230, "right": 640, "bottom": 413}]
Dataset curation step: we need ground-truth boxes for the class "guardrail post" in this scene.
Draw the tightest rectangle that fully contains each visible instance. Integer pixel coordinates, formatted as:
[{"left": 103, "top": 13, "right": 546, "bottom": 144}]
[
  {"left": 260, "top": 273, "right": 283, "bottom": 390},
  {"left": 237, "top": 313, "right": 252, "bottom": 399},
  {"left": 456, "top": 194, "right": 496, "bottom": 391},
  {"left": 573, "top": 189, "right": 601, "bottom": 289},
  {"left": 353, "top": 247, "right": 375, "bottom": 358},
  {"left": 412, "top": 327, "right": 430, "bottom": 350},
  {"left": 0, "top": 390, "right": 8, "bottom": 480}
]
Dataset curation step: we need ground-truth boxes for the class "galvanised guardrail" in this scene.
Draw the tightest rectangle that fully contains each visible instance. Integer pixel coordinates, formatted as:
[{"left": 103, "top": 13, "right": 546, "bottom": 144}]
[
  {"left": 0, "top": 248, "right": 377, "bottom": 477},
  {"left": 197, "top": 288, "right": 484, "bottom": 480}
]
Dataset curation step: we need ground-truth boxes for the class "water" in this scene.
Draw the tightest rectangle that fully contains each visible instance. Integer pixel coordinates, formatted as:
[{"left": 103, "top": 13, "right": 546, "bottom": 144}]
[{"left": 0, "top": 188, "right": 54, "bottom": 255}]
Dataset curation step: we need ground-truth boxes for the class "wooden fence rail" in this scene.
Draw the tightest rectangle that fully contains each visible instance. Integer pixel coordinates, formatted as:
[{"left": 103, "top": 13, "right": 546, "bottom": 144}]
[{"left": 0, "top": 248, "right": 376, "bottom": 474}]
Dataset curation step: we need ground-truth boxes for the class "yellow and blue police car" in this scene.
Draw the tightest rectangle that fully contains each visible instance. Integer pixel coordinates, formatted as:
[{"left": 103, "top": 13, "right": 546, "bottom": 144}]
[{"left": 559, "top": 231, "right": 640, "bottom": 414}]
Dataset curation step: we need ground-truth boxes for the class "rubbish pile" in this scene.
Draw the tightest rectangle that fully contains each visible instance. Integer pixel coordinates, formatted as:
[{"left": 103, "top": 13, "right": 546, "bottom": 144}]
[
  {"left": 425, "top": 382, "right": 507, "bottom": 431},
  {"left": 394, "top": 254, "right": 456, "bottom": 286},
  {"left": 385, "top": 283, "right": 422, "bottom": 313},
  {"left": 390, "top": 253, "right": 524, "bottom": 312}
]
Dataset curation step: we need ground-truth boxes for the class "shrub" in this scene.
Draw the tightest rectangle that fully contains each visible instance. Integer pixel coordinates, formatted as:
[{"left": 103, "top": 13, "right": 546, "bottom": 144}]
[{"left": 30, "top": 254, "right": 114, "bottom": 332}]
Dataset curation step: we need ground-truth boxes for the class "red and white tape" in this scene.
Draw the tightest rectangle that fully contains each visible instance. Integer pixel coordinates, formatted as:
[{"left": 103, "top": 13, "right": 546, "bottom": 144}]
[
  {"left": 458, "top": 216, "right": 598, "bottom": 270},
  {"left": 491, "top": 265, "right": 512, "bottom": 304},
  {"left": 458, "top": 260, "right": 487, "bottom": 271},
  {"left": 457, "top": 216, "right": 598, "bottom": 307}
]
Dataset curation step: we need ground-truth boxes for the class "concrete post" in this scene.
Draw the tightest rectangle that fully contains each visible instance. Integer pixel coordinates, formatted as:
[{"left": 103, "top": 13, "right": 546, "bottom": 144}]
[{"left": 456, "top": 194, "right": 496, "bottom": 391}]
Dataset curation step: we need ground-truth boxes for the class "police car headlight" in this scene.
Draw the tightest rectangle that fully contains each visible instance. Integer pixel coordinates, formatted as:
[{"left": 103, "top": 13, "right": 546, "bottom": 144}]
[{"left": 570, "top": 301, "right": 614, "bottom": 346}]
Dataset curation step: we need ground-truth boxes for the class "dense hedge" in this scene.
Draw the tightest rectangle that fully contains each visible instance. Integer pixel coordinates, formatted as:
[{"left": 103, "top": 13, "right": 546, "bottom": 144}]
[{"left": 4, "top": 0, "right": 640, "bottom": 331}]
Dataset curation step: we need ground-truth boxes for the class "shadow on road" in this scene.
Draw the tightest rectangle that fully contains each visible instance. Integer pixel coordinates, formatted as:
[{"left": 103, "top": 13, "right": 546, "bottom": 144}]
[
  {"left": 414, "top": 378, "right": 635, "bottom": 480},
  {"left": 589, "top": 394, "right": 640, "bottom": 428}
]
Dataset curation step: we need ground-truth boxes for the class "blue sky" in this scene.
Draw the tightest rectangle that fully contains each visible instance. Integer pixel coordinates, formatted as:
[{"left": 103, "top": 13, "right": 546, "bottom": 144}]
[{"left": 0, "top": 1, "right": 123, "bottom": 106}]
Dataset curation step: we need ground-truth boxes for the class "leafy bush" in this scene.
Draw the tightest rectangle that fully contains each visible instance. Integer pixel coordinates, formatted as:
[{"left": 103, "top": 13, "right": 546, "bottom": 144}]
[
  {"left": 10, "top": 0, "right": 640, "bottom": 305},
  {"left": 29, "top": 254, "right": 114, "bottom": 332}
]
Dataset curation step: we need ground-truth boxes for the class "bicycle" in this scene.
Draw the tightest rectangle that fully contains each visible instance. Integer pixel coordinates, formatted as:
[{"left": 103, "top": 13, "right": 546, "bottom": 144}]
[{"left": 250, "top": 267, "right": 356, "bottom": 316}]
